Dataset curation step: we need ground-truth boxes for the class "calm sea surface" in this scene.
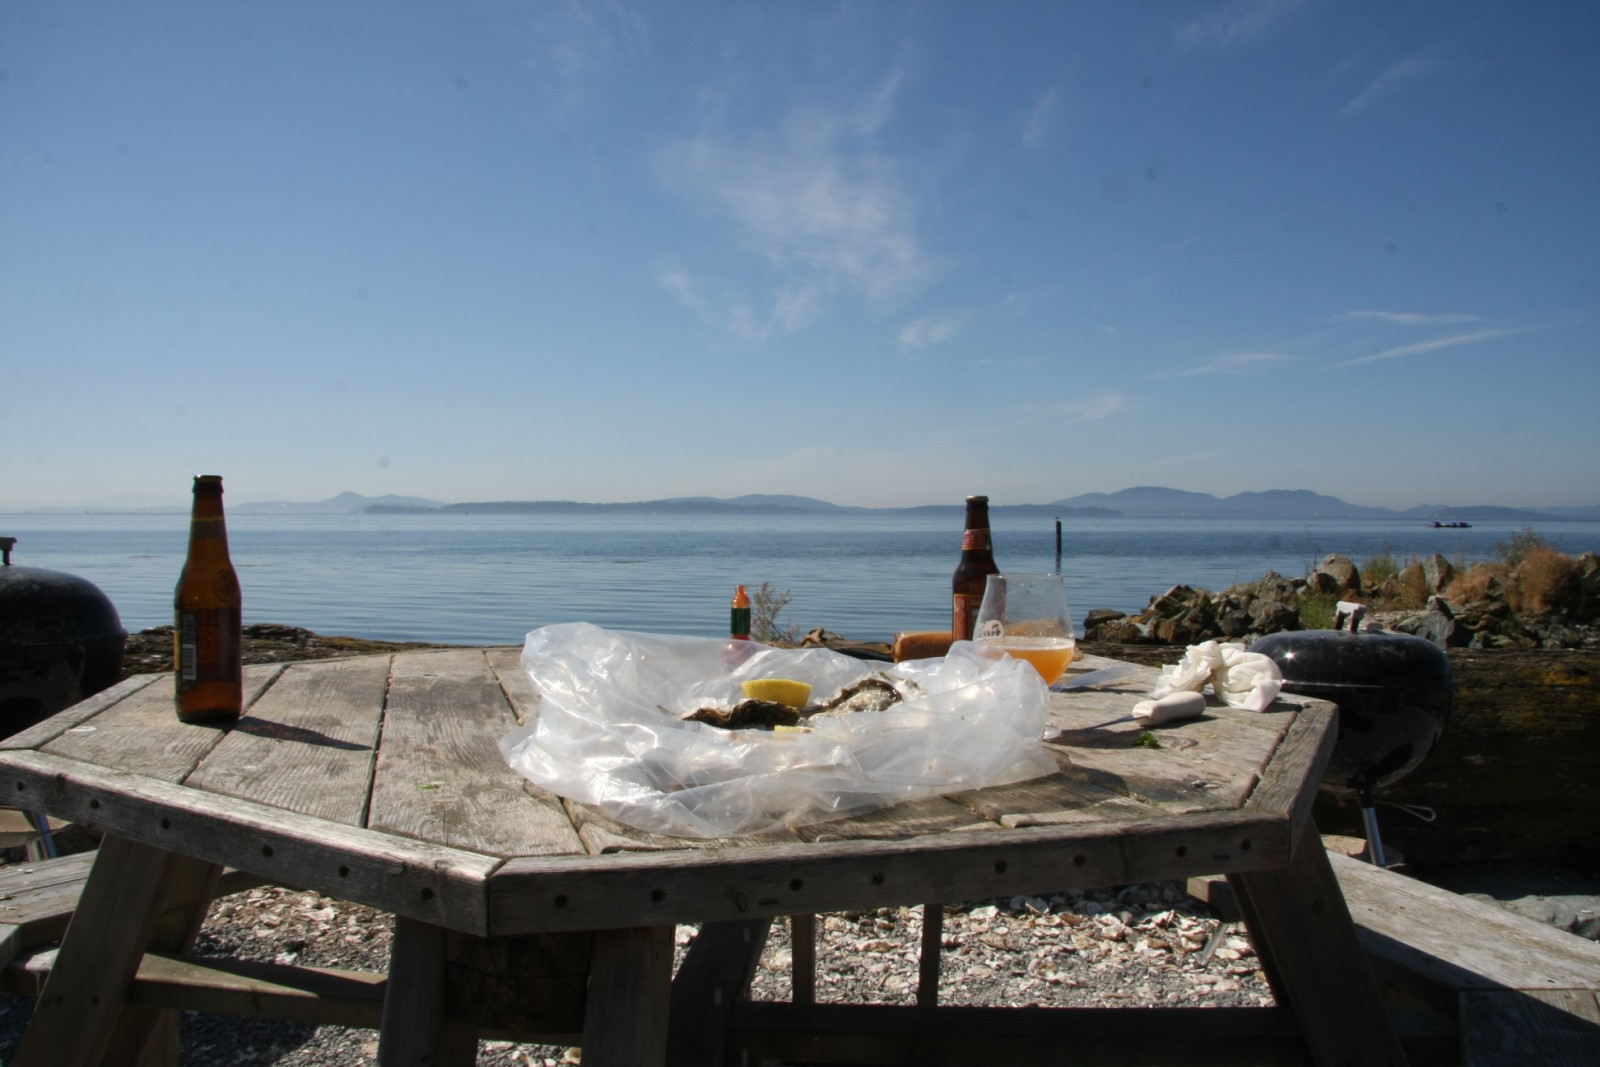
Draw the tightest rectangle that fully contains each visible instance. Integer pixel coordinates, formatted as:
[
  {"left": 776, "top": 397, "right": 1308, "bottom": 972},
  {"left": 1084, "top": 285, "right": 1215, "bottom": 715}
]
[{"left": 4, "top": 512, "right": 1597, "bottom": 645}]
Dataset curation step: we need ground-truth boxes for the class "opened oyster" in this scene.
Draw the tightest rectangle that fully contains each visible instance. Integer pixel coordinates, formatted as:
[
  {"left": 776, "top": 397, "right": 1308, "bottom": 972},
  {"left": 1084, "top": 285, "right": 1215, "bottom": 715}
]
[{"left": 685, "top": 675, "right": 917, "bottom": 730}]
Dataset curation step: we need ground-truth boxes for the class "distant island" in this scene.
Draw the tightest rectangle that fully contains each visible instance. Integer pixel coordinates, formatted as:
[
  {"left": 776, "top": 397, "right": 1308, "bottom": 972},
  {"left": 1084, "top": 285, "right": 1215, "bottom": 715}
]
[
  {"left": 350, "top": 488, "right": 1598, "bottom": 523},
  {"left": 10, "top": 488, "right": 1597, "bottom": 522}
]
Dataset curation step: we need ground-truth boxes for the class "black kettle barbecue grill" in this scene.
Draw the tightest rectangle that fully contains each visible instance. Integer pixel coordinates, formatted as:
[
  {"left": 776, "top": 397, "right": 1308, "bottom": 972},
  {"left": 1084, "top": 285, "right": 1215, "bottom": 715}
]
[
  {"left": 1252, "top": 603, "right": 1453, "bottom": 866},
  {"left": 0, "top": 536, "right": 127, "bottom": 737}
]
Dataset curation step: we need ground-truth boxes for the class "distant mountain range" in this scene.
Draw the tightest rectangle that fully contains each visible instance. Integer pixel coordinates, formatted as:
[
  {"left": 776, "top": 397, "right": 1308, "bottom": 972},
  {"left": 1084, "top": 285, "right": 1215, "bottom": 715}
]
[
  {"left": 357, "top": 487, "right": 1596, "bottom": 522},
  {"left": 9, "top": 488, "right": 1598, "bottom": 521}
]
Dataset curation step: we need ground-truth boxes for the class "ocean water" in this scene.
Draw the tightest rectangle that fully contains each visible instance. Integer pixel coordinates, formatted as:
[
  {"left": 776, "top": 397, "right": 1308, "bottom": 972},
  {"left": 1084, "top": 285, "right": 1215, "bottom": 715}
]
[{"left": 4, "top": 512, "right": 1597, "bottom": 646}]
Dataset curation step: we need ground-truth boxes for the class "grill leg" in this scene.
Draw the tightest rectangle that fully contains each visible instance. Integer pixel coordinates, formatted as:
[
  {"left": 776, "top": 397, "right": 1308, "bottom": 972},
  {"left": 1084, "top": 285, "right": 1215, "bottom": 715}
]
[{"left": 1358, "top": 784, "right": 1388, "bottom": 867}]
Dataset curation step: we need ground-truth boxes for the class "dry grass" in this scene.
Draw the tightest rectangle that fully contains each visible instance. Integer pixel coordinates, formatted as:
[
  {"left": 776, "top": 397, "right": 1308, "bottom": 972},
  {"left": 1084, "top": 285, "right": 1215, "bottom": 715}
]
[
  {"left": 1354, "top": 550, "right": 1431, "bottom": 612},
  {"left": 1444, "top": 564, "right": 1507, "bottom": 605},
  {"left": 1439, "top": 546, "right": 1578, "bottom": 617},
  {"left": 1513, "top": 546, "right": 1578, "bottom": 615}
]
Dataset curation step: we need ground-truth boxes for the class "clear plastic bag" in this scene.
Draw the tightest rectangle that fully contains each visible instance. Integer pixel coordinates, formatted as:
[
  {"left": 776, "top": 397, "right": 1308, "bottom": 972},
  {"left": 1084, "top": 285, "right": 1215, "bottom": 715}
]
[{"left": 499, "top": 622, "right": 1057, "bottom": 838}]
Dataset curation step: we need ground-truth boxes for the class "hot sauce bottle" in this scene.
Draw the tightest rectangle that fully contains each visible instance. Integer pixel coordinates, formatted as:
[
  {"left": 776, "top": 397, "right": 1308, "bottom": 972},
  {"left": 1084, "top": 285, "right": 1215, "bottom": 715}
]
[{"left": 731, "top": 584, "right": 752, "bottom": 641}]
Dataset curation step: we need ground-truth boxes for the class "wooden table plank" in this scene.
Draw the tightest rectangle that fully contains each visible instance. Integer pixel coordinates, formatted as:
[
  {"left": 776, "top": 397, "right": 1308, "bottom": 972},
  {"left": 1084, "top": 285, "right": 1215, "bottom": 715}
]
[
  {"left": 368, "top": 649, "right": 585, "bottom": 858},
  {"left": 1244, "top": 704, "right": 1337, "bottom": 835},
  {"left": 0, "top": 674, "right": 161, "bottom": 752},
  {"left": 485, "top": 646, "right": 539, "bottom": 726},
  {"left": 185, "top": 657, "right": 391, "bottom": 825},
  {"left": 489, "top": 809, "right": 1288, "bottom": 935},
  {"left": 566, "top": 796, "right": 802, "bottom": 854},
  {"left": 0, "top": 749, "right": 499, "bottom": 934},
  {"left": 39, "top": 665, "right": 282, "bottom": 783},
  {"left": 795, "top": 795, "right": 995, "bottom": 842}
]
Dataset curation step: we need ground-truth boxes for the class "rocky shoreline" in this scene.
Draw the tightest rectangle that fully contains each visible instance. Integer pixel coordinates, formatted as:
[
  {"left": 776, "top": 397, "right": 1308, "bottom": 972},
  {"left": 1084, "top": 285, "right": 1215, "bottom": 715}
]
[{"left": 1083, "top": 550, "right": 1600, "bottom": 650}]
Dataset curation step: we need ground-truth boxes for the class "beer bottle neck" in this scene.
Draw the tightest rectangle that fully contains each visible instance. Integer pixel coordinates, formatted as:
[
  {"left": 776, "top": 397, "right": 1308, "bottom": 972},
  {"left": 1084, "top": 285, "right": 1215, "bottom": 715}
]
[
  {"left": 188, "top": 492, "right": 230, "bottom": 554},
  {"left": 961, "top": 504, "right": 992, "bottom": 554}
]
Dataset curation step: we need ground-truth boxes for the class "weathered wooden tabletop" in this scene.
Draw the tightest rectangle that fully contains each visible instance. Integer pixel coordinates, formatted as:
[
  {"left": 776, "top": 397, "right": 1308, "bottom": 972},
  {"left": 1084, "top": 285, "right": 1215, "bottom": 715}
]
[
  {"left": 0, "top": 647, "right": 1328, "bottom": 936},
  {"left": 0, "top": 647, "right": 1418, "bottom": 1067}
]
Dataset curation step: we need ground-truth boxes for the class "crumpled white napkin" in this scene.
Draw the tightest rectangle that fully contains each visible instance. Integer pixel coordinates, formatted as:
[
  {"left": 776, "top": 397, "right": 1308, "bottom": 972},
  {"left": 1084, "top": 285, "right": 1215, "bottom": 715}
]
[{"left": 1149, "top": 640, "right": 1283, "bottom": 712}]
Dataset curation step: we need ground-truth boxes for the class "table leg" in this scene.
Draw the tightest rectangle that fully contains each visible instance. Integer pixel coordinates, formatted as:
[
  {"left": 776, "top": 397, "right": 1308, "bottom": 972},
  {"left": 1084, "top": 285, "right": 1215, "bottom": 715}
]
[
  {"left": 582, "top": 925, "right": 674, "bottom": 1067},
  {"left": 380, "top": 917, "right": 477, "bottom": 1067},
  {"left": 665, "top": 918, "right": 772, "bottom": 1067},
  {"left": 1228, "top": 819, "right": 1410, "bottom": 1067},
  {"left": 790, "top": 914, "right": 816, "bottom": 1004},
  {"left": 14, "top": 835, "right": 220, "bottom": 1067},
  {"left": 917, "top": 903, "right": 943, "bottom": 1009}
]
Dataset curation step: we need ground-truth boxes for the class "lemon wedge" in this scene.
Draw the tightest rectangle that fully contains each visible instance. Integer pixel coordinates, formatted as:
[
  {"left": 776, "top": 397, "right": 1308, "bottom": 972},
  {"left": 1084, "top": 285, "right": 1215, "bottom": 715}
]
[{"left": 740, "top": 678, "right": 812, "bottom": 708}]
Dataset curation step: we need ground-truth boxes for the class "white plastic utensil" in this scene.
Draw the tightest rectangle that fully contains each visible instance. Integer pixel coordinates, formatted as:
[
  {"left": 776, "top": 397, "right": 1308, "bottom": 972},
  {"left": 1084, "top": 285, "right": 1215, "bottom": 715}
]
[{"left": 1087, "top": 691, "right": 1208, "bottom": 730}]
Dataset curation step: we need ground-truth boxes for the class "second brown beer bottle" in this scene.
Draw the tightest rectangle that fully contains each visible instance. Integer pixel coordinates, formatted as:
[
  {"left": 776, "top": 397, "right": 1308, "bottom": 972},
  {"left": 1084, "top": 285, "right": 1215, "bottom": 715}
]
[
  {"left": 952, "top": 494, "right": 999, "bottom": 642},
  {"left": 174, "top": 474, "right": 243, "bottom": 723}
]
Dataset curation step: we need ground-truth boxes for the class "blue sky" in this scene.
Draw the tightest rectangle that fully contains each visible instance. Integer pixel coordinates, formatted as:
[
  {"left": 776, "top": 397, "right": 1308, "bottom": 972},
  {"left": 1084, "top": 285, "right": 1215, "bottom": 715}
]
[{"left": 3, "top": 0, "right": 1597, "bottom": 510}]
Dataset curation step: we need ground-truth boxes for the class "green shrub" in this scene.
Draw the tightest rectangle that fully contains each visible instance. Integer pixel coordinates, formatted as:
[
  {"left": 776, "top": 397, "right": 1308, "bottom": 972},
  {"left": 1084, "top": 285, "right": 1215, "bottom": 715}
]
[
  {"left": 1297, "top": 590, "right": 1340, "bottom": 630},
  {"left": 1361, "top": 548, "right": 1401, "bottom": 588}
]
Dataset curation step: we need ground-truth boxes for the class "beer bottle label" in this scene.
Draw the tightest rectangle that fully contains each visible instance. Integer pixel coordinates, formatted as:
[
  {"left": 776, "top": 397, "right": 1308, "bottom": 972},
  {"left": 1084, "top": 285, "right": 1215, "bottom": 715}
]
[
  {"left": 961, "top": 529, "right": 991, "bottom": 551},
  {"left": 176, "top": 609, "right": 243, "bottom": 688},
  {"left": 953, "top": 593, "right": 978, "bottom": 641},
  {"left": 178, "top": 613, "right": 199, "bottom": 681}
]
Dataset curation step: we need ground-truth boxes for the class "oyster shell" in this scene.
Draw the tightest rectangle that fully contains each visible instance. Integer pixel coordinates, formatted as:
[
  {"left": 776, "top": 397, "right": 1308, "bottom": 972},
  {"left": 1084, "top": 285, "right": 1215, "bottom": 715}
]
[
  {"left": 684, "top": 700, "right": 804, "bottom": 730},
  {"left": 684, "top": 673, "right": 919, "bottom": 730}
]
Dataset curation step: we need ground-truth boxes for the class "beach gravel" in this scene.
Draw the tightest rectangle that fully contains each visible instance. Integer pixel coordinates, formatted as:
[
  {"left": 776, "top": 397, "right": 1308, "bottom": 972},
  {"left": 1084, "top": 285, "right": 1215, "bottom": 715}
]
[{"left": 0, "top": 874, "right": 1270, "bottom": 1065}]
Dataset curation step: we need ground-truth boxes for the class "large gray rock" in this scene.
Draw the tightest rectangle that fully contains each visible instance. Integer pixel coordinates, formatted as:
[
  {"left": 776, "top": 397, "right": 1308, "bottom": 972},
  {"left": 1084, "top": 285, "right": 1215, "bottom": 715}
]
[
  {"left": 1315, "top": 553, "right": 1361, "bottom": 593},
  {"left": 1081, "top": 609, "right": 1128, "bottom": 632},
  {"left": 1395, "top": 609, "right": 1462, "bottom": 648},
  {"left": 1254, "top": 571, "right": 1299, "bottom": 602},
  {"left": 1247, "top": 598, "right": 1298, "bottom": 633},
  {"left": 1421, "top": 553, "right": 1455, "bottom": 593}
]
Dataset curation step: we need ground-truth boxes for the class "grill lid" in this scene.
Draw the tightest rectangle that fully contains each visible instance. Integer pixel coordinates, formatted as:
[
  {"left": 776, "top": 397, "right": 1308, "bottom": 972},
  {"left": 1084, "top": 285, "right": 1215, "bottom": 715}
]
[
  {"left": 0, "top": 539, "right": 126, "bottom": 648},
  {"left": 1251, "top": 629, "right": 1451, "bottom": 690}
]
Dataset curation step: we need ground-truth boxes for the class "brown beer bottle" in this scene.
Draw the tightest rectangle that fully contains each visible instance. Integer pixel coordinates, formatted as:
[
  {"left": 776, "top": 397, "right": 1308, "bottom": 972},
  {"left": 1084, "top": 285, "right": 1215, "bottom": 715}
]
[
  {"left": 174, "top": 475, "right": 243, "bottom": 723},
  {"left": 951, "top": 495, "right": 999, "bottom": 641}
]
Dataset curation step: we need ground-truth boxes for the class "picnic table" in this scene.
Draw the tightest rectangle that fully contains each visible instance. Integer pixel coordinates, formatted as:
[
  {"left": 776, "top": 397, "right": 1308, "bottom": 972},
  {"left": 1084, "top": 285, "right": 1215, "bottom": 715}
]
[{"left": 0, "top": 646, "right": 1407, "bottom": 1066}]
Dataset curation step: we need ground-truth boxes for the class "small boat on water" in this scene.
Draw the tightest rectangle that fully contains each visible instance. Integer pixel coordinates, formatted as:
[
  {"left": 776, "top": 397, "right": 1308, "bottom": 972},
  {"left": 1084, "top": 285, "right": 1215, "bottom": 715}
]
[{"left": 1429, "top": 520, "right": 1471, "bottom": 528}]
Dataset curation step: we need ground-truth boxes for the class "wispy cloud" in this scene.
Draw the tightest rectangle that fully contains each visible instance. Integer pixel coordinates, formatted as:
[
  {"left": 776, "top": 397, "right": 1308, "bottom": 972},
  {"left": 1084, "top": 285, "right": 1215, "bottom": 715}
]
[
  {"left": 1341, "top": 55, "right": 1440, "bottom": 116},
  {"left": 1153, "top": 352, "right": 1302, "bottom": 378},
  {"left": 897, "top": 313, "right": 967, "bottom": 352},
  {"left": 1338, "top": 326, "right": 1533, "bottom": 367},
  {"left": 1175, "top": 0, "right": 1308, "bottom": 52},
  {"left": 655, "top": 260, "right": 773, "bottom": 342},
  {"left": 525, "top": 0, "right": 649, "bottom": 107},
  {"left": 1060, "top": 394, "right": 1129, "bottom": 421},
  {"left": 1340, "top": 310, "right": 1484, "bottom": 326},
  {"left": 654, "top": 61, "right": 937, "bottom": 335},
  {"left": 1022, "top": 87, "right": 1061, "bottom": 150}
]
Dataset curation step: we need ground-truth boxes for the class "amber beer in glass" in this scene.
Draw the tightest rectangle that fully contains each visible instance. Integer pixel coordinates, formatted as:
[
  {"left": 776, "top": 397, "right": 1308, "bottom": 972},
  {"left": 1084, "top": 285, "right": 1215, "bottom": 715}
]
[
  {"left": 952, "top": 495, "right": 1000, "bottom": 641},
  {"left": 174, "top": 475, "right": 243, "bottom": 723},
  {"left": 973, "top": 573, "right": 1076, "bottom": 685}
]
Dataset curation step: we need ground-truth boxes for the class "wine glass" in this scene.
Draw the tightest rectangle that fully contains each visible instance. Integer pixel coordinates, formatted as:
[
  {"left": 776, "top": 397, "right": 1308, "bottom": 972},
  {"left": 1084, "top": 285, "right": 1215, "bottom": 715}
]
[{"left": 973, "top": 573, "right": 1076, "bottom": 685}]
